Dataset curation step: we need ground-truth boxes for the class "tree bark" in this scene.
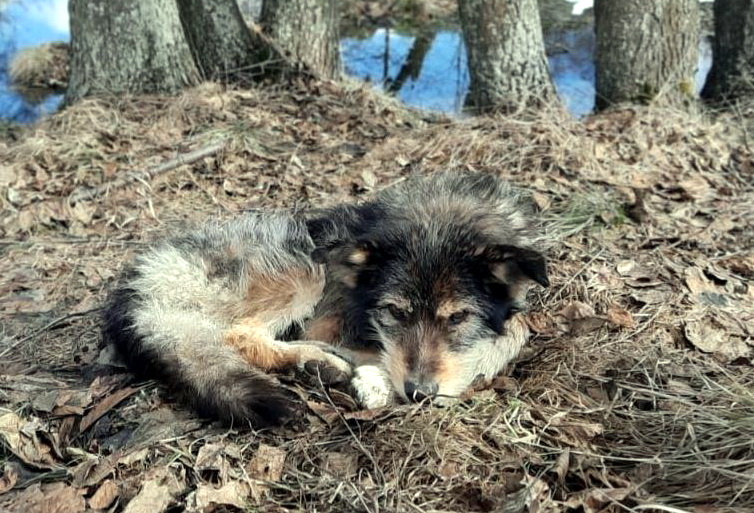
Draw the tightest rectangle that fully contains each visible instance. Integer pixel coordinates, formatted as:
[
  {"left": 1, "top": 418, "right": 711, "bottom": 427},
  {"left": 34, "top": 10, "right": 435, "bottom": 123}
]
[
  {"left": 458, "top": 0, "right": 556, "bottom": 113},
  {"left": 701, "top": 0, "right": 754, "bottom": 102},
  {"left": 260, "top": 0, "right": 341, "bottom": 79},
  {"left": 594, "top": 0, "right": 700, "bottom": 110},
  {"left": 66, "top": 0, "right": 200, "bottom": 103},
  {"left": 177, "top": 0, "right": 259, "bottom": 79}
]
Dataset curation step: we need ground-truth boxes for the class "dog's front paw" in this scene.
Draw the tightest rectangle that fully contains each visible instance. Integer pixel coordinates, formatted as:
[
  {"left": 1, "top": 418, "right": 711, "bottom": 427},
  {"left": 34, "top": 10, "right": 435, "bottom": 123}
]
[
  {"left": 290, "top": 343, "right": 353, "bottom": 384},
  {"left": 351, "top": 365, "right": 393, "bottom": 409}
]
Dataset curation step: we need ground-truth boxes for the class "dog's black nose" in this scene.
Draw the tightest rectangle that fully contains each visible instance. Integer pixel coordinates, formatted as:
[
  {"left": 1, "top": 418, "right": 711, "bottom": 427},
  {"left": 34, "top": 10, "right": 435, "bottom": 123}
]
[{"left": 404, "top": 380, "right": 439, "bottom": 402}]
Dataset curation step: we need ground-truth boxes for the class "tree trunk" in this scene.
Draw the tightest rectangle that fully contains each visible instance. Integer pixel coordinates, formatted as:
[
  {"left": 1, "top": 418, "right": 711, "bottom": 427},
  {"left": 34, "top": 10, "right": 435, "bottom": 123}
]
[
  {"left": 458, "top": 0, "right": 556, "bottom": 113},
  {"left": 260, "top": 0, "right": 341, "bottom": 79},
  {"left": 177, "top": 0, "right": 259, "bottom": 80},
  {"left": 387, "top": 30, "right": 436, "bottom": 94},
  {"left": 594, "top": 0, "right": 700, "bottom": 110},
  {"left": 701, "top": 0, "right": 754, "bottom": 102},
  {"left": 66, "top": 0, "right": 200, "bottom": 103}
]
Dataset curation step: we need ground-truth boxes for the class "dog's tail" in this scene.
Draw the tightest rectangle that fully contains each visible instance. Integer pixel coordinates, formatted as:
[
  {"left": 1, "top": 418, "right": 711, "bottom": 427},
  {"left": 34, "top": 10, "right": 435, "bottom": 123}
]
[{"left": 102, "top": 275, "right": 299, "bottom": 427}]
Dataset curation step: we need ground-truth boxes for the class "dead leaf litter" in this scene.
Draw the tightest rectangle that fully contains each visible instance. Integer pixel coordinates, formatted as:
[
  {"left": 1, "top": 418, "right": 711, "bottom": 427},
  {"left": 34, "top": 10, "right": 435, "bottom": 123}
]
[{"left": 0, "top": 79, "right": 752, "bottom": 512}]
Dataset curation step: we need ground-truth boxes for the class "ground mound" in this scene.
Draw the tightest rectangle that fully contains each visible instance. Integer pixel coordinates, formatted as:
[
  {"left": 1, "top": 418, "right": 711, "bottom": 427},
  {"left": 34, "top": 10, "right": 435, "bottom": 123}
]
[{"left": 0, "top": 80, "right": 752, "bottom": 512}]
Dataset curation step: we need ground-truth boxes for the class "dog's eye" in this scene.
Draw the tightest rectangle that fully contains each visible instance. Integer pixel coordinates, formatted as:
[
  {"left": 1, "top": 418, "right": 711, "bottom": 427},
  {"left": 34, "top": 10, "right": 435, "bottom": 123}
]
[
  {"left": 448, "top": 310, "right": 470, "bottom": 326},
  {"left": 386, "top": 304, "right": 409, "bottom": 323}
]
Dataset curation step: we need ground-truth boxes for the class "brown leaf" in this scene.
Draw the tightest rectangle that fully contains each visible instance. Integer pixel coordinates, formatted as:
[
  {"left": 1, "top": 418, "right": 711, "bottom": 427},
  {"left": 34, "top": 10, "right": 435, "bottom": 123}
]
[
  {"left": 551, "top": 448, "right": 570, "bottom": 484},
  {"left": 0, "top": 166, "right": 17, "bottom": 187},
  {"left": 524, "top": 311, "right": 557, "bottom": 335},
  {"left": 8, "top": 483, "right": 86, "bottom": 513},
  {"left": 188, "top": 481, "right": 250, "bottom": 512},
  {"left": 0, "top": 463, "right": 20, "bottom": 495},
  {"left": 122, "top": 480, "right": 173, "bottom": 513},
  {"left": 71, "top": 452, "right": 119, "bottom": 488},
  {"left": 570, "top": 317, "right": 608, "bottom": 336},
  {"left": 322, "top": 452, "right": 359, "bottom": 480},
  {"left": 685, "top": 267, "right": 716, "bottom": 296},
  {"left": 685, "top": 319, "right": 751, "bottom": 359},
  {"left": 79, "top": 386, "right": 139, "bottom": 433},
  {"left": 306, "top": 400, "right": 339, "bottom": 424},
  {"left": 247, "top": 444, "right": 286, "bottom": 482},
  {"left": 123, "top": 467, "right": 185, "bottom": 513},
  {"left": 71, "top": 202, "right": 96, "bottom": 225},
  {"left": 606, "top": 304, "right": 636, "bottom": 329},
  {"left": 679, "top": 175, "right": 713, "bottom": 201},
  {"left": 88, "top": 480, "right": 119, "bottom": 510},
  {"left": 558, "top": 301, "right": 595, "bottom": 320},
  {"left": 195, "top": 443, "right": 229, "bottom": 482},
  {"left": 0, "top": 413, "right": 59, "bottom": 469}
]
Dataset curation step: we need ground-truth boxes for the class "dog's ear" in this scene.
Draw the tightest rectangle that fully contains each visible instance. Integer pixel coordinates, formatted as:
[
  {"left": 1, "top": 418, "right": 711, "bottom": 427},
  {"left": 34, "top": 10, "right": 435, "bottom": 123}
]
[
  {"left": 480, "top": 244, "right": 549, "bottom": 288},
  {"left": 312, "top": 239, "right": 378, "bottom": 288}
]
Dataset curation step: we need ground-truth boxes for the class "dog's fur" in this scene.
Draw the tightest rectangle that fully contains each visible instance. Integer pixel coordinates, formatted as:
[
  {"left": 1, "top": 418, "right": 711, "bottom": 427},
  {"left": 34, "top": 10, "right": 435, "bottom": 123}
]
[{"left": 103, "top": 171, "right": 549, "bottom": 426}]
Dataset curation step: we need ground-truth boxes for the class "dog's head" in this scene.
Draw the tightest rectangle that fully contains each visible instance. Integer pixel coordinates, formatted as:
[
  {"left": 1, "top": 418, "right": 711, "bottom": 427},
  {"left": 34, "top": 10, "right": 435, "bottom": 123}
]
[{"left": 314, "top": 172, "right": 549, "bottom": 403}]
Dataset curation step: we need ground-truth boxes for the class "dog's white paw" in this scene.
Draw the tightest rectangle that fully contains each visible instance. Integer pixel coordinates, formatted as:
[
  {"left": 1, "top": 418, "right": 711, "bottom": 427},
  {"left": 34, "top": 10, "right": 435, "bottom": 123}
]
[{"left": 351, "top": 365, "right": 393, "bottom": 409}]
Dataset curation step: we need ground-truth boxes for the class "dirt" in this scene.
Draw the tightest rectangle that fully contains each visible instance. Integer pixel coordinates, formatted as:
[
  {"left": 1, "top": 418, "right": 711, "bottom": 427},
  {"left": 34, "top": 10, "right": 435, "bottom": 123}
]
[{"left": 0, "top": 78, "right": 752, "bottom": 512}]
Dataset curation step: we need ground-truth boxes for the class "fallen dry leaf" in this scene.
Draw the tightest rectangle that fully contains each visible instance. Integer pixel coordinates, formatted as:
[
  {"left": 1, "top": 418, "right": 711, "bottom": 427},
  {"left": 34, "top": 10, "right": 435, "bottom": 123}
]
[
  {"left": 685, "top": 266, "right": 716, "bottom": 296},
  {"left": 195, "top": 443, "right": 229, "bottom": 482},
  {"left": 122, "top": 480, "right": 173, "bottom": 513},
  {"left": 247, "top": 444, "right": 286, "bottom": 482},
  {"left": 7, "top": 482, "right": 86, "bottom": 513},
  {"left": 0, "top": 413, "right": 59, "bottom": 469},
  {"left": 551, "top": 448, "right": 571, "bottom": 484},
  {"left": 558, "top": 301, "right": 595, "bottom": 320},
  {"left": 685, "top": 318, "right": 751, "bottom": 360},
  {"left": 187, "top": 481, "right": 250, "bottom": 512},
  {"left": 88, "top": 479, "right": 119, "bottom": 510},
  {"left": 71, "top": 452, "right": 119, "bottom": 488},
  {"left": 123, "top": 467, "right": 185, "bottom": 513},
  {"left": 79, "top": 386, "right": 139, "bottom": 433},
  {"left": 606, "top": 304, "right": 636, "bottom": 329},
  {"left": 564, "top": 486, "right": 633, "bottom": 513},
  {"left": 322, "top": 452, "right": 359, "bottom": 480},
  {"left": 0, "top": 463, "right": 20, "bottom": 495}
]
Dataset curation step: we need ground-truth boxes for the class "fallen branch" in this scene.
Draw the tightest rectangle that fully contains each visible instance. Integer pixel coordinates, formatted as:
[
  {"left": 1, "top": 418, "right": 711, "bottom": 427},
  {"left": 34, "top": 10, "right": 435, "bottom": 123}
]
[{"left": 68, "top": 139, "right": 228, "bottom": 204}]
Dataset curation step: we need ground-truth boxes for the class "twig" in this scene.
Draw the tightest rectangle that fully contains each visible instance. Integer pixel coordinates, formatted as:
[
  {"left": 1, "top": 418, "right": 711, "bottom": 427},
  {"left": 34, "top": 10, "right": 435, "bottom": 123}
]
[
  {"left": 68, "top": 139, "right": 228, "bottom": 204},
  {"left": 0, "top": 307, "right": 101, "bottom": 359}
]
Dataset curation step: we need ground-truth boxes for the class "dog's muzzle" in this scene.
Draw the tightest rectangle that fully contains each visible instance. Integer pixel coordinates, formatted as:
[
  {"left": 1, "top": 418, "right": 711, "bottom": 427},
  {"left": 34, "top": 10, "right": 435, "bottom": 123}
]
[{"left": 404, "top": 380, "right": 439, "bottom": 403}]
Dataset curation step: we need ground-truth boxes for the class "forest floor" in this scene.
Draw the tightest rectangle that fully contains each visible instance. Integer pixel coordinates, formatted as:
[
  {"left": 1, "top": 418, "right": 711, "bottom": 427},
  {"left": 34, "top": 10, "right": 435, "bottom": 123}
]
[{"left": 0, "top": 78, "right": 752, "bottom": 513}]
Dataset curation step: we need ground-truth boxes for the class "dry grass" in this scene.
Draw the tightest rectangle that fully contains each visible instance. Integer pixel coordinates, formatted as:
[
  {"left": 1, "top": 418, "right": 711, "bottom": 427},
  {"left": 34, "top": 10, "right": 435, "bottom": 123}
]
[
  {"left": 8, "top": 42, "right": 69, "bottom": 92},
  {"left": 0, "top": 79, "right": 752, "bottom": 513}
]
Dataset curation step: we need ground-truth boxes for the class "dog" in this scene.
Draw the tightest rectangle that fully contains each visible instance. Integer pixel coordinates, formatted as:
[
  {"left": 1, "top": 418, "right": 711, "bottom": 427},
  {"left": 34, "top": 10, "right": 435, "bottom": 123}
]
[{"left": 103, "top": 171, "right": 549, "bottom": 427}]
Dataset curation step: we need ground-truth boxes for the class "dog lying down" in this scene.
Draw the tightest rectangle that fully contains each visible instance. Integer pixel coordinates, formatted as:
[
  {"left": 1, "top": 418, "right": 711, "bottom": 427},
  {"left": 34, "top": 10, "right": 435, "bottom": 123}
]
[{"left": 103, "top": 171, "right": 549, "bottom": 427}]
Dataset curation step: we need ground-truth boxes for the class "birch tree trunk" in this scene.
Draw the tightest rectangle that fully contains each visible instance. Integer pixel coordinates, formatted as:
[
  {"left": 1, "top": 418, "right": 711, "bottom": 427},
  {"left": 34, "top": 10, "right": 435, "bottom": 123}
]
[
  {"left": 260, "top": 0, "right": 341, "bottom": 79},
  {"left": 66, "top": 0, "right": 200, "bottom": 103},
  {"left": 458, "top": 0, "right": 556, "bottom": 113},
  {"left": 594, "top": 0, "right": 700, "bottom": 110},
  {"left": 702, "top": 0, "right": 754, "bottom": 102}
]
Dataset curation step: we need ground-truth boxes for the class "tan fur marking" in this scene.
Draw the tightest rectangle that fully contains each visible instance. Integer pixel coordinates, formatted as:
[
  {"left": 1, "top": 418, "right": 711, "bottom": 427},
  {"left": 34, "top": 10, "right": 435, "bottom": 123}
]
[
  {"left": 348, "top": 248, "right": 369, "bottom": 265},
  {"left": 223, "top": 320, "right": 294, "bottom": 371},
  {"left": 244, "top": 267, "right": 324, "bottom": 317},
  {"left": 385, "top": 345, "right": 408, "bottom": 390},
  {"left": 304, "top": 315, "right": 342, "bottom": 344},
  {"left": 507, "top": 278, "right": 529, "bottom": 303},
  {"left": 490, "top": 262, "right": 511, "bottom": 284},
  {"left": 346, "top": 347, "right": 382, "bottom": 367},
  {"left": 381, "top": 296, "right": 412, "bottom": 311},
  {"left": 224, "top": 318, "right": 351, "bottom": 377},
  {"left": 245, "top": 275, "right": 296, "bottom": 314},
  {"left": 434, "top": 348, "right": 462, "bottom": 389},
  {"left": 436, "top": 299, "right": 468, "bottom": 319}
]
